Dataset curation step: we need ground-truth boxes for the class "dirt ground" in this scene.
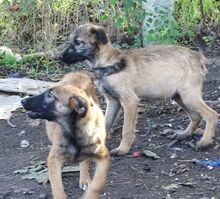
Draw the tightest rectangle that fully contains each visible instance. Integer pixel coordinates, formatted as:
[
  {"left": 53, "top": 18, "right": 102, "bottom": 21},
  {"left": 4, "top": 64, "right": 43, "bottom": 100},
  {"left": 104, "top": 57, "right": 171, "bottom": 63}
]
[{"left": 0, "top": 53, "right": 220, "bottom": 199}]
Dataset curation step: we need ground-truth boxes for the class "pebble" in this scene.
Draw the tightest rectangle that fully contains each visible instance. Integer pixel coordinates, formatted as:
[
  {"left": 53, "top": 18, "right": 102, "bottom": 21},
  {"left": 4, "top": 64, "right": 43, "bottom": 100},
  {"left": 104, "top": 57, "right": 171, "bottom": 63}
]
[
  {"left": 39, "top": 193, "right": 47, "bottom": 199},
  {"left": 170, "top": 153, "right": 177, "bottom": 159},
  {"left": 207, "top": 166, "right": 214, "bottom": 170},
  {"left": 14, "top": 188, "right": 33, "bottom": 195},
  {"left": 165, "top": 123, "right": 172, "bottom": 128},
  {"left": 18, "top": 130, "right": 25, "bottom": 136},
  {"left": 20, "top": 140, "right": 30, "bottom": 148}
]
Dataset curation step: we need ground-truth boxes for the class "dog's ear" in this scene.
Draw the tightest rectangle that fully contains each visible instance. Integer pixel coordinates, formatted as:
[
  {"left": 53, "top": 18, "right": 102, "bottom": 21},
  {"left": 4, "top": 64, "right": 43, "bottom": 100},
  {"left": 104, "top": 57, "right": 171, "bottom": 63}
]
[
  {"left": 69, "top": 96, "right": 88, "bottom": 117},
  {"left": 91, "top": 27, "right": 108, "bottom": 45}
]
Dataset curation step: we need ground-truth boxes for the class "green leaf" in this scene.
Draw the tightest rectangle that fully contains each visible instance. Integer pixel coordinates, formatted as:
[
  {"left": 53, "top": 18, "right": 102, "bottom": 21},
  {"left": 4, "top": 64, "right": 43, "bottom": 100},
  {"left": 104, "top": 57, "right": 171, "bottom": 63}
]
[
  {"left": 35, "top": 172, "right": 49, "bottom": 184},
  {"left": 100, "top": 14, "right": 109, "bottom": 21},
  {"left": 22, "top": 172, "right": 38, "bottom": 180},
  {"left": 115, "top": 16, "right": 125, "bottom": 28},
  {"left": 14, "top": 167, "right": 30, "bottom": 174},
  {"left": 142, "top": 149, "right": 160, "bottom": 159}
]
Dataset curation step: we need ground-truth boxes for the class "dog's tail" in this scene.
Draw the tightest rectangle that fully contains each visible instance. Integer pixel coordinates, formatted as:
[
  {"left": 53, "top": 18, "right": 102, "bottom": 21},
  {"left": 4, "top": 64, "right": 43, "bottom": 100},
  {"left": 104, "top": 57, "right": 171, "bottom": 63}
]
[
  {"left": 89, "top": 58, "right": 126, "bottom": 79},
  {"left": 198, "top": 52, "right": 208, "bottom": 76},
  {"left": 190, "top": 46, "right": 208, "bottom": 76}
]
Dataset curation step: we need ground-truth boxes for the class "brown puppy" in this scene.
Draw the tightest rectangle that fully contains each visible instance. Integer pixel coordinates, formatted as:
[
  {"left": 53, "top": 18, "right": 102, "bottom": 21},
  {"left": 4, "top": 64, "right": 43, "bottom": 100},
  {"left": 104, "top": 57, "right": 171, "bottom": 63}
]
[
  {"left": 58, "top": 23, "right": 218, "bottom": 156},
  {"left": 21, "top": 72, "right": 110, "bottom": 199}
]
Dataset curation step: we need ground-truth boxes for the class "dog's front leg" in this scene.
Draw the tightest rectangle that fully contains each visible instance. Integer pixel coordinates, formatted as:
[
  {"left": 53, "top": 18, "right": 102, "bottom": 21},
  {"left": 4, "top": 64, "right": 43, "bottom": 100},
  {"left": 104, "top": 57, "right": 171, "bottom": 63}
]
[
  {"left": 79, "top": 159, "right": 91, "bottom": 191},
  {"left": 48, "top": 147, "right": 66, "bottom": 199},
  {"left": 111, "top": 98, "right": 139, "bottom": 155},
  {"left": 105, "top": 94, "right": 121, "bottom": 133},
  {"left": 81, "top": 148, "right": 110, "bottom": 199}
]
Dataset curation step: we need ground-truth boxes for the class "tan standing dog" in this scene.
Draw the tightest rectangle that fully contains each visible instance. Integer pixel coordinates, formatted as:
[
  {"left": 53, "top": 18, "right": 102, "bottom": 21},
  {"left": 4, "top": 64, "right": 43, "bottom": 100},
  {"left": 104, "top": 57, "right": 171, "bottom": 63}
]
[
  {"left": 58, "top": 23, "right": 219, "bottom": 156},
  {"left": 21, "top": 72, "right": 110, "bottom": 199}
]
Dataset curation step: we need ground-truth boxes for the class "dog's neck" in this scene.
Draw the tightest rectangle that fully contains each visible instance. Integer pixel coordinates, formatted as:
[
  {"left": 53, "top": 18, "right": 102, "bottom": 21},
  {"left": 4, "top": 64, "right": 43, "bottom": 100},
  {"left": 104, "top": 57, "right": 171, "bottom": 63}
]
[
  {"left": 57, "top": 115, "right": 76, "bottom": 135},
  {"left": 56, "top": 113, "right": 80, "bottom": 155},
  {"left": 89, "top": 43, "right": 118, "bottom": 68}
]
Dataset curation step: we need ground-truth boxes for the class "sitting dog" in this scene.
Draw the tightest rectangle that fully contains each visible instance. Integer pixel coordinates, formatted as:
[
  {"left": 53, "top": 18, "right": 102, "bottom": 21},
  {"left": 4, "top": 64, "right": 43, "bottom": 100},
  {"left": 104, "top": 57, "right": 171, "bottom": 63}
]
[
  {"left": 21, "top": 72, "right": 110, "bottom": 199},
  {"left": 58, "top": 23, "right": 218, "bottom": 156}
]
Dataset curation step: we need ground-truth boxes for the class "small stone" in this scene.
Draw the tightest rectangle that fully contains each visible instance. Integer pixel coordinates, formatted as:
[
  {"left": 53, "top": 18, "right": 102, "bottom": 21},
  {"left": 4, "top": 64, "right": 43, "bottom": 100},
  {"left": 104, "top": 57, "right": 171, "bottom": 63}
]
[
  {"left": 22, "top": 188, "right": 33, "bottom": 195},
  {"left": 207, "top": 166, "right": 214, "bottom": 170},
  {"left": 18, "top": 130, "right": 25, "bottom": 136},
  {"left": 170, "top": 153, "right": 177, "bottom": 159},
  {"left": 20, "top": 140, "right": 30, "bottom": 148},
  {"left": 39, "top": 193, "right": 47, "bottom": 199},
  {"left": 165, "top": 123, "right": 172, "bottom": 128},
  {"left": 171, "top": 100, "right": 177, "bottom": 105}
]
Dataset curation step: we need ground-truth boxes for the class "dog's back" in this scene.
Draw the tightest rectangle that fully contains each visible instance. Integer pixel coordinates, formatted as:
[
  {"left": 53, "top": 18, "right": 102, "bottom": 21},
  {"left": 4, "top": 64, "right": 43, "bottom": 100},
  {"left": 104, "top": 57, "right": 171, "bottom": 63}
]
[{"left": 126, "top": 45, "right": 208, "bottom": 76}]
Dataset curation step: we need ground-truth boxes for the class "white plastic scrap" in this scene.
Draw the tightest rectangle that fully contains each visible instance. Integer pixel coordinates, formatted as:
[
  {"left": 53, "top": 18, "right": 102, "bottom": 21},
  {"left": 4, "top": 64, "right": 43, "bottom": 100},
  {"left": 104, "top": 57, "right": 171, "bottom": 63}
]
[
  {"left": 20, "top": 140, "right": 30, "bottom": 148},
  {"left": 0, "top": 46, "right": 22, "bottom": 61},
  {"left": 0, "top": 95, "right": 23, "bottom": 127}
]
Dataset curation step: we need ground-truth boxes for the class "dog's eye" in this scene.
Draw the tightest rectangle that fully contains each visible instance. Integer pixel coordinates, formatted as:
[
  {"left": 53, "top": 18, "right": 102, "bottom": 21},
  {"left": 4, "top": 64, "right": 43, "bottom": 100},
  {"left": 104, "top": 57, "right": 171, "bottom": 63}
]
[{"left": 74, "top": 40, "right": 84, "bottom": 46}]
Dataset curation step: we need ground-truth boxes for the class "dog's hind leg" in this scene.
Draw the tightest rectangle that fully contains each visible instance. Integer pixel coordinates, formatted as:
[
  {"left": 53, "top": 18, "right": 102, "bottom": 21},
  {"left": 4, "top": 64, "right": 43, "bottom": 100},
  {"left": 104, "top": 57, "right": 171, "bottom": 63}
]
[
  {"left": 111, "top": 97, "right": 139, "bottom": 155},
  {"left": 105, "top": 95, "right": 121, "bottom": 133},
  {"left": 79, "top": 159, "right": 91, "bottom": 191},
  {"left": 47, "top": 147, "right": 66, "bottom": 199},
  {"left": 177, "top": 92, "right": 218, "bottom": 149},
  {"left": 81, "top": 147, "right": 110, "bottom": 199},
  {"left": 172, "top": 94, "right": 202, "bottom": 140}
]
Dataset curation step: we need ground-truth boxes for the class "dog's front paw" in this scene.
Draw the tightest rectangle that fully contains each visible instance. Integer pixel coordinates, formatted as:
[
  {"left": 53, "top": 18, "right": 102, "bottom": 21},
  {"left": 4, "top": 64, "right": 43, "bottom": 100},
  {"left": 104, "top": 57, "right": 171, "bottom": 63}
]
[
  {"left": 196, "top": 138, "right": 213, "bottom": 150},
  {"left": 79, "top": 177, "right": 92, "bottom": 191},
  {"left": 110, "top": 147, "right": 129, "bottom": 156}
]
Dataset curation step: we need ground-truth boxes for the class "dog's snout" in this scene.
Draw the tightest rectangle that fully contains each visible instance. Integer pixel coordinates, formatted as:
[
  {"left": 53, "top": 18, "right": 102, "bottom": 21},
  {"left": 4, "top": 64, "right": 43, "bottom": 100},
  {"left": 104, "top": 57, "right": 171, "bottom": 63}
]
[
  {"left": 58, "top": 54, "right": 63, "bottom": 61},
  {"left": 21, "top": 98, "right": 28, "bottom": 107},
  {"left": 57, "top": 53, "right": 65, "bottom": 64}
]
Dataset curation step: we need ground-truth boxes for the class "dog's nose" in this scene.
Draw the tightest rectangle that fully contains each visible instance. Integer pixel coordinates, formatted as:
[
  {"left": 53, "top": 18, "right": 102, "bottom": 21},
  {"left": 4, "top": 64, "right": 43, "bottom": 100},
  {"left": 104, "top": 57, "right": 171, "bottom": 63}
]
[
  {"left": 57, "top": 54, "right": 64, "bottom": 64},
  {"left": 58, "top": 54, "right": 63, "bottom": 60},
  {"left": 21, "top": 98, "right": 27, "bottom": 107}
]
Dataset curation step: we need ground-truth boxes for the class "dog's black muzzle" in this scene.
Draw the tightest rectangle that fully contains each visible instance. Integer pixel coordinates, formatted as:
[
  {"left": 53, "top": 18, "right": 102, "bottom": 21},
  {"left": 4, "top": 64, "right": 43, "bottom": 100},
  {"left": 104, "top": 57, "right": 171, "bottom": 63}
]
[
  {"left": 21, "top": 90, "right": 57, "bottom": 121},
  {"left": 58, "top": 46, "right": 87, "bottom": 65}
]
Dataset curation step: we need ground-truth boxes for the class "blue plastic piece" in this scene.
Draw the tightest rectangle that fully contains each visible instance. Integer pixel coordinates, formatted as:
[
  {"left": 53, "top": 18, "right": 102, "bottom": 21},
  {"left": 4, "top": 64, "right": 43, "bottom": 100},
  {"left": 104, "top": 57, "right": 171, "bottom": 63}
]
[{"left": 197, "top": 159, "right": 220, "bottom": 167}]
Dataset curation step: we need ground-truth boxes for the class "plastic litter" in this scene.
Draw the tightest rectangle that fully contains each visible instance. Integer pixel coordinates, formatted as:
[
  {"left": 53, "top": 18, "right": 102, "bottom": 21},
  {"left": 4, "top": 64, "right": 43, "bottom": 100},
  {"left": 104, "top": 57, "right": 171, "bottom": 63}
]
[{"left": 196, "top": 159, "right": 220, "bottom": 167}]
